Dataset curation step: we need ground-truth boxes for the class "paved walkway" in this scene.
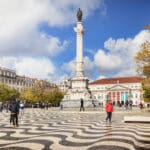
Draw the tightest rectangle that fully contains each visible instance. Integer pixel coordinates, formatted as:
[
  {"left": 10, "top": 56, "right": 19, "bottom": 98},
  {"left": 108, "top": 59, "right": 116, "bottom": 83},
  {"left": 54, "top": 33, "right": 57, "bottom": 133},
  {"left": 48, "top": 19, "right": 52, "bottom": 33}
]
[{"left": 0, "top": 108, "right": 150, "bottom": 150}]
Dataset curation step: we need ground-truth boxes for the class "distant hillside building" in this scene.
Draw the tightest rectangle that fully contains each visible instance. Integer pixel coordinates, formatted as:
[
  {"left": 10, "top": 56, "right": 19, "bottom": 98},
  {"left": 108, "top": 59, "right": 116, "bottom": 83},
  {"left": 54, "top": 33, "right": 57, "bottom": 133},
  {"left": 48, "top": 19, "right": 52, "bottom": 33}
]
[
  {"left": 89, "top": 76, "right": 143, "bottom": 106},
  {"left": 57, "top": 78, "right": 71, "bottom": 92},
  {"left": 0, "top": 67, "right": 56, "bottom": 91}
]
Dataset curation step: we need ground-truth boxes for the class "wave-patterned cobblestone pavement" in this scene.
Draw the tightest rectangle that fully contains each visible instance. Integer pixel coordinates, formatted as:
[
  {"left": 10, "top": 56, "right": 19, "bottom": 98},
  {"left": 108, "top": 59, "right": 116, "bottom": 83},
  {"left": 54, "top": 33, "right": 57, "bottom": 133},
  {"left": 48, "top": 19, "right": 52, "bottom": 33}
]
[{"left": 0, "top": 109, "right": 150, "bottom": 150}]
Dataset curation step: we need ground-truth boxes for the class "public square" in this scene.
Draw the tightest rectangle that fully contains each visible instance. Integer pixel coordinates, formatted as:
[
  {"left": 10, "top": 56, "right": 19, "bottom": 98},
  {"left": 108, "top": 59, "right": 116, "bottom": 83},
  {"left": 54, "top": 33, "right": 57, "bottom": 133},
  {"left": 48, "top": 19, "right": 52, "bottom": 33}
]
[{"left": 0, "top": 108, "right": 150, "bottom": 150}]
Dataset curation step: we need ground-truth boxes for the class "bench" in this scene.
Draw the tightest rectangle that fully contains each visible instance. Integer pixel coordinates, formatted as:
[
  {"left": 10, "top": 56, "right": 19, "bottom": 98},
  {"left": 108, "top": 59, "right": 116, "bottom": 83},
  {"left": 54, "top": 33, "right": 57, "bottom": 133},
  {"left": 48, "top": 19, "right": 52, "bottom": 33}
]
[{"left": 124, "top": 116, "right": 150, "bottom": 123}]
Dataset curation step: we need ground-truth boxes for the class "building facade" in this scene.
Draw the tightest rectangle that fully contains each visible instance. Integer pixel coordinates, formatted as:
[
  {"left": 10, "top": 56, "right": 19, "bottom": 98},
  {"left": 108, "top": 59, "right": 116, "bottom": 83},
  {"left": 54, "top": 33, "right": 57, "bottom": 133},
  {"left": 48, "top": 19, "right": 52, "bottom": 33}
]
[
  {"left": 0, "top": 67, "right": 56, "bottom": 91},
  {"left": 89, "top": 77, "right": 143, "bottom": 106},
  {"left": 58, "top": 76, "right": 143, "bottom": 106},
  {"left": 57, "top": 78, "right": 71, "bottom": 92}
]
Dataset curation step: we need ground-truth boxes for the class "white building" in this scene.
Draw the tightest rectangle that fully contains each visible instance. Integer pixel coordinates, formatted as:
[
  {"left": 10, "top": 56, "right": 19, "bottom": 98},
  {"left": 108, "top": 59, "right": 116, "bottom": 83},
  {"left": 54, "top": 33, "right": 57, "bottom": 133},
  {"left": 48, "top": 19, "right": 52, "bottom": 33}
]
[
  {"left": 0, "top": 67, "right": 35, "bottom": 90},
  {"left": 57, "top": 78, "right": 71, "bottom": 92},
  {"left": 58, "top": 76, "right": 143, "bottom": 106},
  {"left": 89, "top": 76, "right": 143, "bottom": 106}
]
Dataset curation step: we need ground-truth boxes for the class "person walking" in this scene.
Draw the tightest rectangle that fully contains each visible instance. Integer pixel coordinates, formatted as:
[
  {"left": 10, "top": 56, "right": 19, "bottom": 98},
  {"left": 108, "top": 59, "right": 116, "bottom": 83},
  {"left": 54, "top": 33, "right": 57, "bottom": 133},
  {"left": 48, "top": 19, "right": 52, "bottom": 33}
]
[
  {"left": 0, "top": 102, "right": 3, "bottom": 112},
  {"left": 45, "top": 103, "right": 49, "bottom": 110},
  {"left": 60, "top": 103, "right": 63, "bottom": 110},
  {"left": 129, "top": 100, "right": 133, "bottom": 110},
  {"left": 139, "top": 102, "right": 143, "bottom": 109},
  {"left": 9, "top": 98, "right": 19, "bottom": 127},
  {"left": 105, "top": 100, "right": 113, "bottom": 122},
  {"left": 80, "top": 98, "right": 84, "bottom": 111},
  {"left": 20, "top": 101, "right": 24, "bottom": 115},
  {"left": 125, "top": 100, "right": 129, "bottom": 110}
]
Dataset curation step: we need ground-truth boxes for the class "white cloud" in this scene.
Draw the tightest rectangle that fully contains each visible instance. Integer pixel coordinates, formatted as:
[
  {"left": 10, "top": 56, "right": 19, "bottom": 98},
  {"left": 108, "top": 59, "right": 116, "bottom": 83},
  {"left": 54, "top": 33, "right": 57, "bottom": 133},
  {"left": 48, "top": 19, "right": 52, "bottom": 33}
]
[
  {"left": 0, "top": 56, "right": 56, "bottom": 81},
  {"left": 47, "top": 36, "right": 68, "bottom": 56},
  {"left": 61, "top": 59, "right": 76, "bottom": 77},
  {"left": 15, "top": 57, "right": 55, "bottom": 80},
  {"left": 94, "top": 50, "right": 122, "bottom": 73},
  {"left": 0, "top": 27, "right": 68, "bottom": 56},
  {"left": 0, "top": 56, "right": 17, "bottom": 69},
  {"left": 61, "top": 56, "right": 95, "bottom": 79},
  {"left": 97, "top": 75, "right": 106, "bottom": 79},
  {"left": 0, "top": 0, "right": 103, "bottom": 56},
  {"left": 84, "top": 56, "right": 95, "bottom": 78},
  {"left": 94, "top": 30, "right": 150, "bottom": 77},
  {"left": 61, "top": 30, "right": 150, "bottom": 80},
  {"left": 0, "top": 0, "right": 104, "bottom": 82}
]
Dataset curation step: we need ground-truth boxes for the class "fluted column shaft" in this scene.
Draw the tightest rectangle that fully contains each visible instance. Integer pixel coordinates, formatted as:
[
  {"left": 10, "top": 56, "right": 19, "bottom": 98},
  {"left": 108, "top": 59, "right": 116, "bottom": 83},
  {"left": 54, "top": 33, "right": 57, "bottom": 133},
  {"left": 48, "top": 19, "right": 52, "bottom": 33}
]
[{"left": 74, "top": 21, "right": 85, "bottom": 77}]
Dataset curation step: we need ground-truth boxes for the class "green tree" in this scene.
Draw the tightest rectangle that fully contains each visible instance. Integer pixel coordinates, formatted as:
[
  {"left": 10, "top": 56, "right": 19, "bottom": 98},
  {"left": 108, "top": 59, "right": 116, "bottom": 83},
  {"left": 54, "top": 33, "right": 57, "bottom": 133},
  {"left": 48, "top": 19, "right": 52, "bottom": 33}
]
[
  {"left": 143, "top": 63, "right": 150, "bottom": 77},
  {"left": 48, "top": 89, "right": 64, "bottom": 106},
  {"left": 143, "top": 87, "right": 150, "bottom": 101},
  {"left": 0, "top": 83, "right": 20, "bottom": 102},
  {"left": 21, "top": 87, "right": 37, "bottom": 103}
]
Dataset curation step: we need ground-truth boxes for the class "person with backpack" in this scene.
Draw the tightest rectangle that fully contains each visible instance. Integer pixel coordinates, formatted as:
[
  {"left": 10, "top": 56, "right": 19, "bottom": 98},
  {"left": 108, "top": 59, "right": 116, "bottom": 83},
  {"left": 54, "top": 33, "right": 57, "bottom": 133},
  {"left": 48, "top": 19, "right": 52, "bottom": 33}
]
[{"left": 9, "top": 98, "right": 19, "bottom": 127}]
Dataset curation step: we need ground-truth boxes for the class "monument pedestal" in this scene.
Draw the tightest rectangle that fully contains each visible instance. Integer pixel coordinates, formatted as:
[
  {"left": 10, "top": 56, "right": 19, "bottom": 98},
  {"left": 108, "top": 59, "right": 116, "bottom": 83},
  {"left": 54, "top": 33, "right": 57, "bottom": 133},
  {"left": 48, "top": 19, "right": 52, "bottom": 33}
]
[{"left": 61, "top": 76, "right": 99, "bottom": 107}]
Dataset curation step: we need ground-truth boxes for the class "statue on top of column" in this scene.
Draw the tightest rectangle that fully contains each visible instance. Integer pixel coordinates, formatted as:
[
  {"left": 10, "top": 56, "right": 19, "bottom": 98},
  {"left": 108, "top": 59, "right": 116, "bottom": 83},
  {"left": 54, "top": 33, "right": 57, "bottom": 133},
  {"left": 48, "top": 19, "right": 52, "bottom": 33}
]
[{"left": 77, "top": 8, "right": 82, "bottom": 22}]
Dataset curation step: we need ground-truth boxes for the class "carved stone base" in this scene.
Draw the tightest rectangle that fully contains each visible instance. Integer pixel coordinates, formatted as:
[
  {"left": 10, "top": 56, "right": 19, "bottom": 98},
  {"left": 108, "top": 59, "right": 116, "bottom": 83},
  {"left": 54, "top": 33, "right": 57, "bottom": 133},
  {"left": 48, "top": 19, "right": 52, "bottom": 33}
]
[
  {"left": 61, "top": 75, "right": 98, "bottom": 107},
  {"left": 61, "top": 99, "right": 99, "bottom": 108},
  {"left": 71, "top": 76, "right": 89, "bottom": 89}
]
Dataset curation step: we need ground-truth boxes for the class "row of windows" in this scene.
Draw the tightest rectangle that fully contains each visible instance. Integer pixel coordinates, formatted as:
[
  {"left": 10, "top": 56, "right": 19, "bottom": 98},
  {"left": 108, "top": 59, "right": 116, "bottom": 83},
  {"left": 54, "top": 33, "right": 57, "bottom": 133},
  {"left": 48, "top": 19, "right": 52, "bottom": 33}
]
[
  {"left": 0, "top": 70, "right": 16, "bottom": 78},
  {"left": 0, "top": 78, "right": 34, "bottom": 87},
  {"left": 0, "top": 70, "right": 35, "bottom": 83},
  {"left": 129, "top": 85, "right": 141, "bottom": 89}
]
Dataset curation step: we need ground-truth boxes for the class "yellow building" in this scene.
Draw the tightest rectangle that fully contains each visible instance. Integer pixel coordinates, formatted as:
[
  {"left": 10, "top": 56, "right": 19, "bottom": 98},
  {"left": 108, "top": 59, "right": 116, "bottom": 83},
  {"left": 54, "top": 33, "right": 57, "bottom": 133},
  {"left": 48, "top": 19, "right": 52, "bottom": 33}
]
[{"left": 0, "top": 67, "right": 56, "bottom": 91}]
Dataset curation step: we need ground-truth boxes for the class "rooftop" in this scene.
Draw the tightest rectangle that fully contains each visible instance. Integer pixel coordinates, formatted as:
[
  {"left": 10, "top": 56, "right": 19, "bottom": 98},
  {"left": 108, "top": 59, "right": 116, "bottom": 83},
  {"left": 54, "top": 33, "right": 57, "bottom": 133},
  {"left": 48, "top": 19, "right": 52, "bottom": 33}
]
[{"left": 89, "top": 76, "right": 143, "bottom": 85}]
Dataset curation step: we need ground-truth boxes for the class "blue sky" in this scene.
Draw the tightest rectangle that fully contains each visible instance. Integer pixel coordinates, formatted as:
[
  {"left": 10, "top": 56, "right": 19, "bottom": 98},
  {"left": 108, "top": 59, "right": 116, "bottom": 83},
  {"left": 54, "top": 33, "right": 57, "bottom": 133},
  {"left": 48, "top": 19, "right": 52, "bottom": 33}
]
[{"left": 0, "top": 0, "right": 150, "bottom": 83}]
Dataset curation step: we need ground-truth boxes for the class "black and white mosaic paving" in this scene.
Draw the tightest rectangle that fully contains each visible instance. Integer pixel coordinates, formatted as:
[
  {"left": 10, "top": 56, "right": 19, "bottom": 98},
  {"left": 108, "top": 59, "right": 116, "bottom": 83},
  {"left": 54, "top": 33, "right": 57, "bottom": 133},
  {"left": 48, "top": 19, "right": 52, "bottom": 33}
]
[{"left": 0, "top": 109, "right": 150, "bottom": 150}]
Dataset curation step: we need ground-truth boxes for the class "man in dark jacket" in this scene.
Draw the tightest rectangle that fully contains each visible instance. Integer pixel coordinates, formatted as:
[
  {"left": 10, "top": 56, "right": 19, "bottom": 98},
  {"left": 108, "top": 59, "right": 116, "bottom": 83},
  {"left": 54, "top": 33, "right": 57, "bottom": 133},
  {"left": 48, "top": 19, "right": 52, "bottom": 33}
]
[
  {"left": 9, "top": 98, "right": 19, "bottom": 127},
  {"left": 80, "top": 98, "right": 84, "bottom": 111}
]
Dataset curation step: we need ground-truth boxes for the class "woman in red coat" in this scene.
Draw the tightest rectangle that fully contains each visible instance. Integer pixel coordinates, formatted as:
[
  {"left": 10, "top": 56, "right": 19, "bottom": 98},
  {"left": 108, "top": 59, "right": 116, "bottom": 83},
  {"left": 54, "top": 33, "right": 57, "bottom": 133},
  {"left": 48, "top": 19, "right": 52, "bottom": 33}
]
[{"left": 105, "top": 100, "right": 113, "bottom": 122}]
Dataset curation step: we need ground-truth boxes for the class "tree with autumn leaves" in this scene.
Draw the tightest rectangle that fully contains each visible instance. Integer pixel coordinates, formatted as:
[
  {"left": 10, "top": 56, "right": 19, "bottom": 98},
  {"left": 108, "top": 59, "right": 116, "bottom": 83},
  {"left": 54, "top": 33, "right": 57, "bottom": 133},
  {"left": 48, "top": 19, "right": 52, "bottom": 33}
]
[
  {"left": 135, "top": 40, "right": 150, "bottom": 102},
  {"left": 20, "top": 80, "right": 64, "bottom": 106},
  {"left": 0, "top": 83, "right": 20, "bottom": 102},
  {"left": 0, "top": 79, "right": 64, "bottom": 106}
]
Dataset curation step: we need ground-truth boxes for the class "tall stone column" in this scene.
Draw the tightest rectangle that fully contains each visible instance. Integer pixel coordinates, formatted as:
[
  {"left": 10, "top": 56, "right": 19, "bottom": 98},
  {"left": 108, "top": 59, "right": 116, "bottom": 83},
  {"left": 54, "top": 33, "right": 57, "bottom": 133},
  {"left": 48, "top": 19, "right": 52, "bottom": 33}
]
[
  {"left": 74, "top": 22, "right": 85, "bottom": 77},
  {"left": 61, "top": 8, "right": 98, "bottom": 107}
]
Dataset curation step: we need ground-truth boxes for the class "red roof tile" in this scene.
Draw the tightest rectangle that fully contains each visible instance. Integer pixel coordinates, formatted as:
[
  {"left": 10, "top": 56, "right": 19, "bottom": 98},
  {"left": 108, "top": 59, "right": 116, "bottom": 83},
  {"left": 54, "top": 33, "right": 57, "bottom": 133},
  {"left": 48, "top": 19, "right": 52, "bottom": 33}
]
[{"left": 90, "top": 76, "right": 143, "bottom": 85}]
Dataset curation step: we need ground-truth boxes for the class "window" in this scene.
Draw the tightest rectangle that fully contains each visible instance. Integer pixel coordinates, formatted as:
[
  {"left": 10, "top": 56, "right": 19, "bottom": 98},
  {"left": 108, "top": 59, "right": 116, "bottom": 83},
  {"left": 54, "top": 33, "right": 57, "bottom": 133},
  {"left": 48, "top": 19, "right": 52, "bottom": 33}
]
[{"left": 135, "top": 94, "right": 138, "bottom": 98}]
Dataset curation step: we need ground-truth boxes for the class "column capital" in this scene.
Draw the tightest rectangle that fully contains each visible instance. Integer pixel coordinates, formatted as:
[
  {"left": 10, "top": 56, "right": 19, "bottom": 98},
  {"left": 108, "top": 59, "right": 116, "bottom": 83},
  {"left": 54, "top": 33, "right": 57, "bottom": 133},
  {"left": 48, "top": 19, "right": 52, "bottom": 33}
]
[
  {"left": 74, "top": 22, "right": 85, "bottom": 33},
  {"left": 74, "top": 27, "right": 85, "bottom": 33}
]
